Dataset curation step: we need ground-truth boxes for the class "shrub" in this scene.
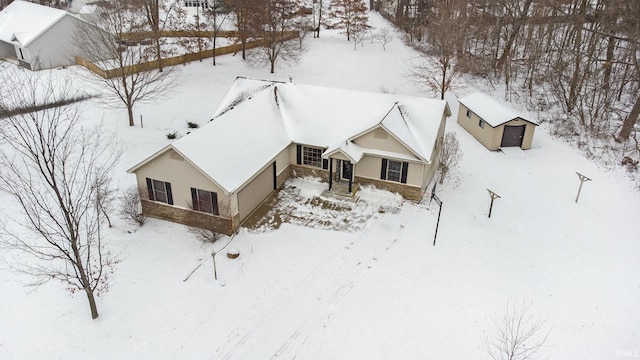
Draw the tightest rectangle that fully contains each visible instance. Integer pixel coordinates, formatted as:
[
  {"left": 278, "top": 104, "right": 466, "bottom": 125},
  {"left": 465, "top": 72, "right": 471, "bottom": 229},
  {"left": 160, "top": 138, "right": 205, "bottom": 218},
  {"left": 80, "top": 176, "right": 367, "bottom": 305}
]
[
  {"left": 188, "top": 226, "right": 221, "bottom": 243},
  {"left": 187, "top": 121, "right": 199, "bottom": 129},
  {"left": 119, "top": 186, "right": 145, "bottom": 226},
  {"left": 438, "top": 131, "right": 463, "bottom": 184},
  {"left": 166, "top": 131, "right": 178, "bottom": 140}
]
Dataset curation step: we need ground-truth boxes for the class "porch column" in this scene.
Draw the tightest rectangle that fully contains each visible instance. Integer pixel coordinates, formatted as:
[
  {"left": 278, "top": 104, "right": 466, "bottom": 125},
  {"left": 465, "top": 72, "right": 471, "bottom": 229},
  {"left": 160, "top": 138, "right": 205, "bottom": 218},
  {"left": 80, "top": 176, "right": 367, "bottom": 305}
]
[
  {"left": 348, "top": 163, "right": 353, "bottom": 194},
  {"left": 328, "top": 158, "right": 333, "bottom": 191}
]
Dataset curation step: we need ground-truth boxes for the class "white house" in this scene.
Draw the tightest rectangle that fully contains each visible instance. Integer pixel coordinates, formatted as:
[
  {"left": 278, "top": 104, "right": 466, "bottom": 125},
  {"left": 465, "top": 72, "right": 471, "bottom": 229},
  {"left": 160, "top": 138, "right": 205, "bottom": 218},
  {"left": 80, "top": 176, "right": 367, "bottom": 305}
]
[
  {"left": 128, "top": 78, "right": 451, "bottom": 234},
  {"left": 0, "top": 0, "right": 92, "bottom": 70}
]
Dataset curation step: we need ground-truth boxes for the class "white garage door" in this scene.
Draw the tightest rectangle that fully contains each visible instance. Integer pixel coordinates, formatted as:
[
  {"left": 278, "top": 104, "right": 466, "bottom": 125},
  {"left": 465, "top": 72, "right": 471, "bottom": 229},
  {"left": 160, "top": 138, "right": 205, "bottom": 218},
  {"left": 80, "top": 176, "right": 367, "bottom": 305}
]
[{"left": 238, "top": 163, "right": 274, "bottom": 221}]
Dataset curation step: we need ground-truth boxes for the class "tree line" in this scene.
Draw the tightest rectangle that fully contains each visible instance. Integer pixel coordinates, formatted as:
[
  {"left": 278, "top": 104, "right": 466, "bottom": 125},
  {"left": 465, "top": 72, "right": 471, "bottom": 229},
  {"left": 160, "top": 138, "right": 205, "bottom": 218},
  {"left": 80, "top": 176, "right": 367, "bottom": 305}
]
[{"left": 380, "top": 0, "right": 639, "bottom": 166}]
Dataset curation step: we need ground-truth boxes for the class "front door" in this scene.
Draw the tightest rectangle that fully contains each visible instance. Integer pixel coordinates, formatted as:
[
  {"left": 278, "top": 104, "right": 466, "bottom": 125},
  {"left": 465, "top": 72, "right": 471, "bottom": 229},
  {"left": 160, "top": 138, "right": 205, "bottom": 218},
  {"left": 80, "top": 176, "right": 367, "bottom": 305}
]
[{"left": 341, "top": 161, "right": 352, "bottom": 181}]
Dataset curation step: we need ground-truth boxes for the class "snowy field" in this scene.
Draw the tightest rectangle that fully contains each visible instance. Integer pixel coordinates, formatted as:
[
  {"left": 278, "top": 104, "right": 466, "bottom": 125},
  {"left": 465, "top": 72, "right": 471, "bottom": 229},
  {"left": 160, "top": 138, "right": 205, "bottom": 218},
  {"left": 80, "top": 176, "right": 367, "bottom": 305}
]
[{"left": 1, "top": 12, "right": 639, "bottom": 360}]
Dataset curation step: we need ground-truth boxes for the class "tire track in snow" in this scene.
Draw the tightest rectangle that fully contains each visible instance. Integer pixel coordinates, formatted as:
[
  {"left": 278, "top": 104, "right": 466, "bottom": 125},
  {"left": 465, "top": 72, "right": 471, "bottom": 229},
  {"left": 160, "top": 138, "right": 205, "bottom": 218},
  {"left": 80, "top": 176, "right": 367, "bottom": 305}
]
[
  {"left": 213, "top": 223, "right": 405, "bottom": 360},
  {"left": 269, "top": 224, "right": 406, "bottom": 359}
]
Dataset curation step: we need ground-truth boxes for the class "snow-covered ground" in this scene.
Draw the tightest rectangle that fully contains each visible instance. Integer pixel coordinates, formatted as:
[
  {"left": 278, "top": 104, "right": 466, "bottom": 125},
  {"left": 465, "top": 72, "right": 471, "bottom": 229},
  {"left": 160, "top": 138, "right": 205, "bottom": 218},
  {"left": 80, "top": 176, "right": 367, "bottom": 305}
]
[{"left": 1, "top": 12, "right": 639, "bottom": 360}]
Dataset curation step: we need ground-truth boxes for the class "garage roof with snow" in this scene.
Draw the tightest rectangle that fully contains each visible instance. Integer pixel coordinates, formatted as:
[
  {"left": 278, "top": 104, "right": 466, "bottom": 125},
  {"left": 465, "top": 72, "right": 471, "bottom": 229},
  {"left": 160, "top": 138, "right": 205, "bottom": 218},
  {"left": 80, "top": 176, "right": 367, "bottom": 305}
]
[
  {"left": 458, "top": 92, "right": 538, "bottom": 127},
  {"left": 0, "top": 0, "right": 69, "bottom": 46}
]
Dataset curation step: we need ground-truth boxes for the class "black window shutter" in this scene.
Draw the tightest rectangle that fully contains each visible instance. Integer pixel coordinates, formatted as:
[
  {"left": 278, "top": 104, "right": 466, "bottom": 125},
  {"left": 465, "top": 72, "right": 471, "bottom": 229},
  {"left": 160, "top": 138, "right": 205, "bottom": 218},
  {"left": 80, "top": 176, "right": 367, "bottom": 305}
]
[
  {"left": 380, "top": 159, "right": 388, "bottom": 180},
  {"left": 146, "top": 178, "right": 154, "bottom": 200},
  {"left": 166, "top": 182, "right": 174, "bottom": 205},
  {"left": 322, "top": 158, "right": 328, "bottom": 169},
  {"left": 191, "top": 188, "right": 198, "bottom": 211},
  {"left": 296, "top": 145, "right": 302, "bottom": 165},
  {"left": 401, "top": 162, "right": 409, "bottom": 184},
  {"left": 211, "top": 192, "right": 219, "bottom": 215}
]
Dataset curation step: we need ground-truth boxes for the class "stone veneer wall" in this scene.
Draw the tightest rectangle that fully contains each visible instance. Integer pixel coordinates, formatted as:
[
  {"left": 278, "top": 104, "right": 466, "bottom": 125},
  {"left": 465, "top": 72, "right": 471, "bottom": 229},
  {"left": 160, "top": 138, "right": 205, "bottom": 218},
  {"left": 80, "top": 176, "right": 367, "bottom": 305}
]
[
  {"left": 289, "top": 164, "right": 330, "bottom": 182},
  {"left": 276, "top": 166, "right": 292, "bottom": 189},
  {"left": 141, "top": 166, "right": 424, "bottom": 233},
  {"left": 354, "top": 176, "right": 423, "bottom": 201},
  {"left": 141, "top": 200, "right": 237, "bottom": 235}
]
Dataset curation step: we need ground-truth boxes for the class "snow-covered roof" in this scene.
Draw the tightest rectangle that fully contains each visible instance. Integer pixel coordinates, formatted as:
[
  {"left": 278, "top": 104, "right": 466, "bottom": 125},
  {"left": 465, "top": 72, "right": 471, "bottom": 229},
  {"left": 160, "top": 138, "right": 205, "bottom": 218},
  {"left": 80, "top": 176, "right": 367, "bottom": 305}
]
[
  {"left": 0, "top": 0, "right": 69, "bottom": 46},
  {"left": 131, "top": 78, "right": 450, "bottom": 193},
  {"left": 325, "top": 140, "right": 365, "bottom": 164},
  {"left": 458, "top": 92, "right": 538, "bottom": 127}
]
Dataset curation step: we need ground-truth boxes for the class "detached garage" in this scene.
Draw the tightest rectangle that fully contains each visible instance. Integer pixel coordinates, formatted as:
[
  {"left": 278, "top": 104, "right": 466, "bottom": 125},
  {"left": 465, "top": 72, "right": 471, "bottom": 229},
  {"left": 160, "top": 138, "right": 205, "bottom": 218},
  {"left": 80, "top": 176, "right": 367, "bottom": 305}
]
[{"left": 457, "top": 93, "right": 538, "bottom": 150}]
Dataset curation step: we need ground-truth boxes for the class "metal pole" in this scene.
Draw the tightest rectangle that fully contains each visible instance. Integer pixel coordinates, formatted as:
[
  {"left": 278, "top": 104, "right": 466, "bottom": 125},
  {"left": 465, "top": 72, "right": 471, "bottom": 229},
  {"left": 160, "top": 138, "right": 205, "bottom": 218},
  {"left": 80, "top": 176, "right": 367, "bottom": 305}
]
[
  {"left": 575, "top": 181, "right": 584, "bottom": 203},
  {"left": 433, "top": 202, "right": 442, "bottom": 246},
  {"left": 487, "top": 189, "right": 501, "bottom": 218},
  {"left": 575, "top": 172, "right": 591, "bottom": 203},
  {"left": 488, "top": 198, "right": 495, "bottom": 218}
]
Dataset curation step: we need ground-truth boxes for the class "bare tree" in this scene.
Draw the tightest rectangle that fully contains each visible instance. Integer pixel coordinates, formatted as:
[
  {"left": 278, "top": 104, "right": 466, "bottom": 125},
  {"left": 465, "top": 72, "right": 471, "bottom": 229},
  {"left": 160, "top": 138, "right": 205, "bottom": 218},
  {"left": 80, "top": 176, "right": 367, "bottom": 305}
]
[
  {"left": 409, "top": 54, "right": 458, "bottom": 101},
  {"left": 293, "top": 7, "right": 312, "bottom": 49},
  {"left": 204, "top": 0, "right": 230, "bottom": 66},
  {"left": 135, "top": 0, "right": 188, "bottom": 72},
  {"left": 248, "top": 0, "right": 306, "bottom": 73},
  {"left": 438, "top": 131, "right": 462, "bottom": 184},
  {"left": 182, "top": 3, "right": 207, "bottom": 61},
  {"left": 410, "top": 0, "right": 468, "bottom": 100},
  {"left": 351, "top": 24, "right": 368, "bottom": 50},
  {"left": 373, "top": 27, "right": 392, "bottom": 50},
  {"left": 312, "top": 0, "right": 327, "bottom": 38},
  {"left": 485, "top": 300, "right": 549, "bottom": 360},
  {"left": 614, "top": 1, "right": 640, "bottom": 142},
  {"left": 329, "top": 0, "right": 369, "bottom": 41},
  {"left": 120, "top": 185, "right": 146, "bottom": 226},
  {"left": 0, "top": 70, "right": 121, "bottom": 320},
  {"left": 228, "top": 0, "right": 255, "bottom": 59},
  {"left": 76, "top": 0, "right": 178, "bottom": 126}
]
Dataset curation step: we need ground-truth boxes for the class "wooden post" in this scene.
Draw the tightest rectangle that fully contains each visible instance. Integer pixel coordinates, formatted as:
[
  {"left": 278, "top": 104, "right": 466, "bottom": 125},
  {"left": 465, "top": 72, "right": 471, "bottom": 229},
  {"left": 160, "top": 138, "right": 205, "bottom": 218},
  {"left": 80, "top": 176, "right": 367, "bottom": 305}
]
[
  {"left": 487, "top": 189, "right": 501, "bottom": 218},
  {"left": 575, "top": 172, "right": 592, "bottom": 203},
  {"left": 348, "top": 163, "right": 353, "bottom": 194},
  {"left": 140, "top": 114, "right": 144, "bottom": 128},
  {"left": 211, "top": 251, "right": 218, "bottom": 280},
  {"left": 329, "top": 158, "right": 333, "bottom": 191}
]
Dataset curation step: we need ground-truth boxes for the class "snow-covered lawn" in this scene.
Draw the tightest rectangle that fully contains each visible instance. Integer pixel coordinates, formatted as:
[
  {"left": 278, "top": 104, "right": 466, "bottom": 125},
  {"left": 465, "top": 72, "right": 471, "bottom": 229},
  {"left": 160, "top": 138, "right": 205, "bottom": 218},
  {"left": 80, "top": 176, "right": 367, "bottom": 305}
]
[{"left": 1, "top": 12, "right": 639, "bottom": 360}]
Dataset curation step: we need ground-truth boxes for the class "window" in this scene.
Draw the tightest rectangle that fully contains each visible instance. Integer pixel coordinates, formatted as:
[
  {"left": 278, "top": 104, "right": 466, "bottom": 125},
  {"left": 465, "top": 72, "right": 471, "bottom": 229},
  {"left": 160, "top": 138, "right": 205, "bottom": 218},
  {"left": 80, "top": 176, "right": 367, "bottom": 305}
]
[
  {"left": 296, "top": 144, "right": 328, "bottom": 169},
  {"left": 387, "top": 160, "right": 402, "bottom": 182},
  {"left": 191, "top": 188, "right": 219, "bottom": 215},
  {"left": 380, "top": 159, "right": 409, "bottom": 184},
  {"left": 466, "top": 109, "right": 471, "bottom": 118},
  {"left": 146, "top": 178, "right": 173, "bottom": 205},
  {"left": 303, "top": 146, "right": 323, "bottom": 167},
  {"left": 478, "top": 119, "right": 485, "bottom": 128},
  {"left": 295, "top": 145, "right": 323, "bottom": 168}
]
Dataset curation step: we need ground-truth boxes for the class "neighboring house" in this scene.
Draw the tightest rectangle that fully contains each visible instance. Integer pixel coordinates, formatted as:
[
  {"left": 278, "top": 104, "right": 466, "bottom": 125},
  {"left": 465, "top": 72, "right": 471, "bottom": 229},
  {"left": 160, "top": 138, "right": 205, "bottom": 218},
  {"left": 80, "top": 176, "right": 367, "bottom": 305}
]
[
  {"left": 128, "top": 77, "right": 451, "bottom": 234},
  {"left": 0, "top": 0, "right": 92, "bottom": 70},
  {"left": 457, "top": 92, "right": 538, "bottom": 150}
]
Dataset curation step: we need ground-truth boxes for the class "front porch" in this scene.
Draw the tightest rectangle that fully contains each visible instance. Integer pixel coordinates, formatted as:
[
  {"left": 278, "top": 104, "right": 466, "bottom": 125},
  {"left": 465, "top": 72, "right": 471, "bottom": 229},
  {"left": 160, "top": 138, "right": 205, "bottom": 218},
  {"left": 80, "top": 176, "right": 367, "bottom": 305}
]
[
  {"left": 321, "top": 181, "right": 360, "bottom": 202},
  {"left": 325, "top": 154, "right": 360, "bottom": 202}
]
